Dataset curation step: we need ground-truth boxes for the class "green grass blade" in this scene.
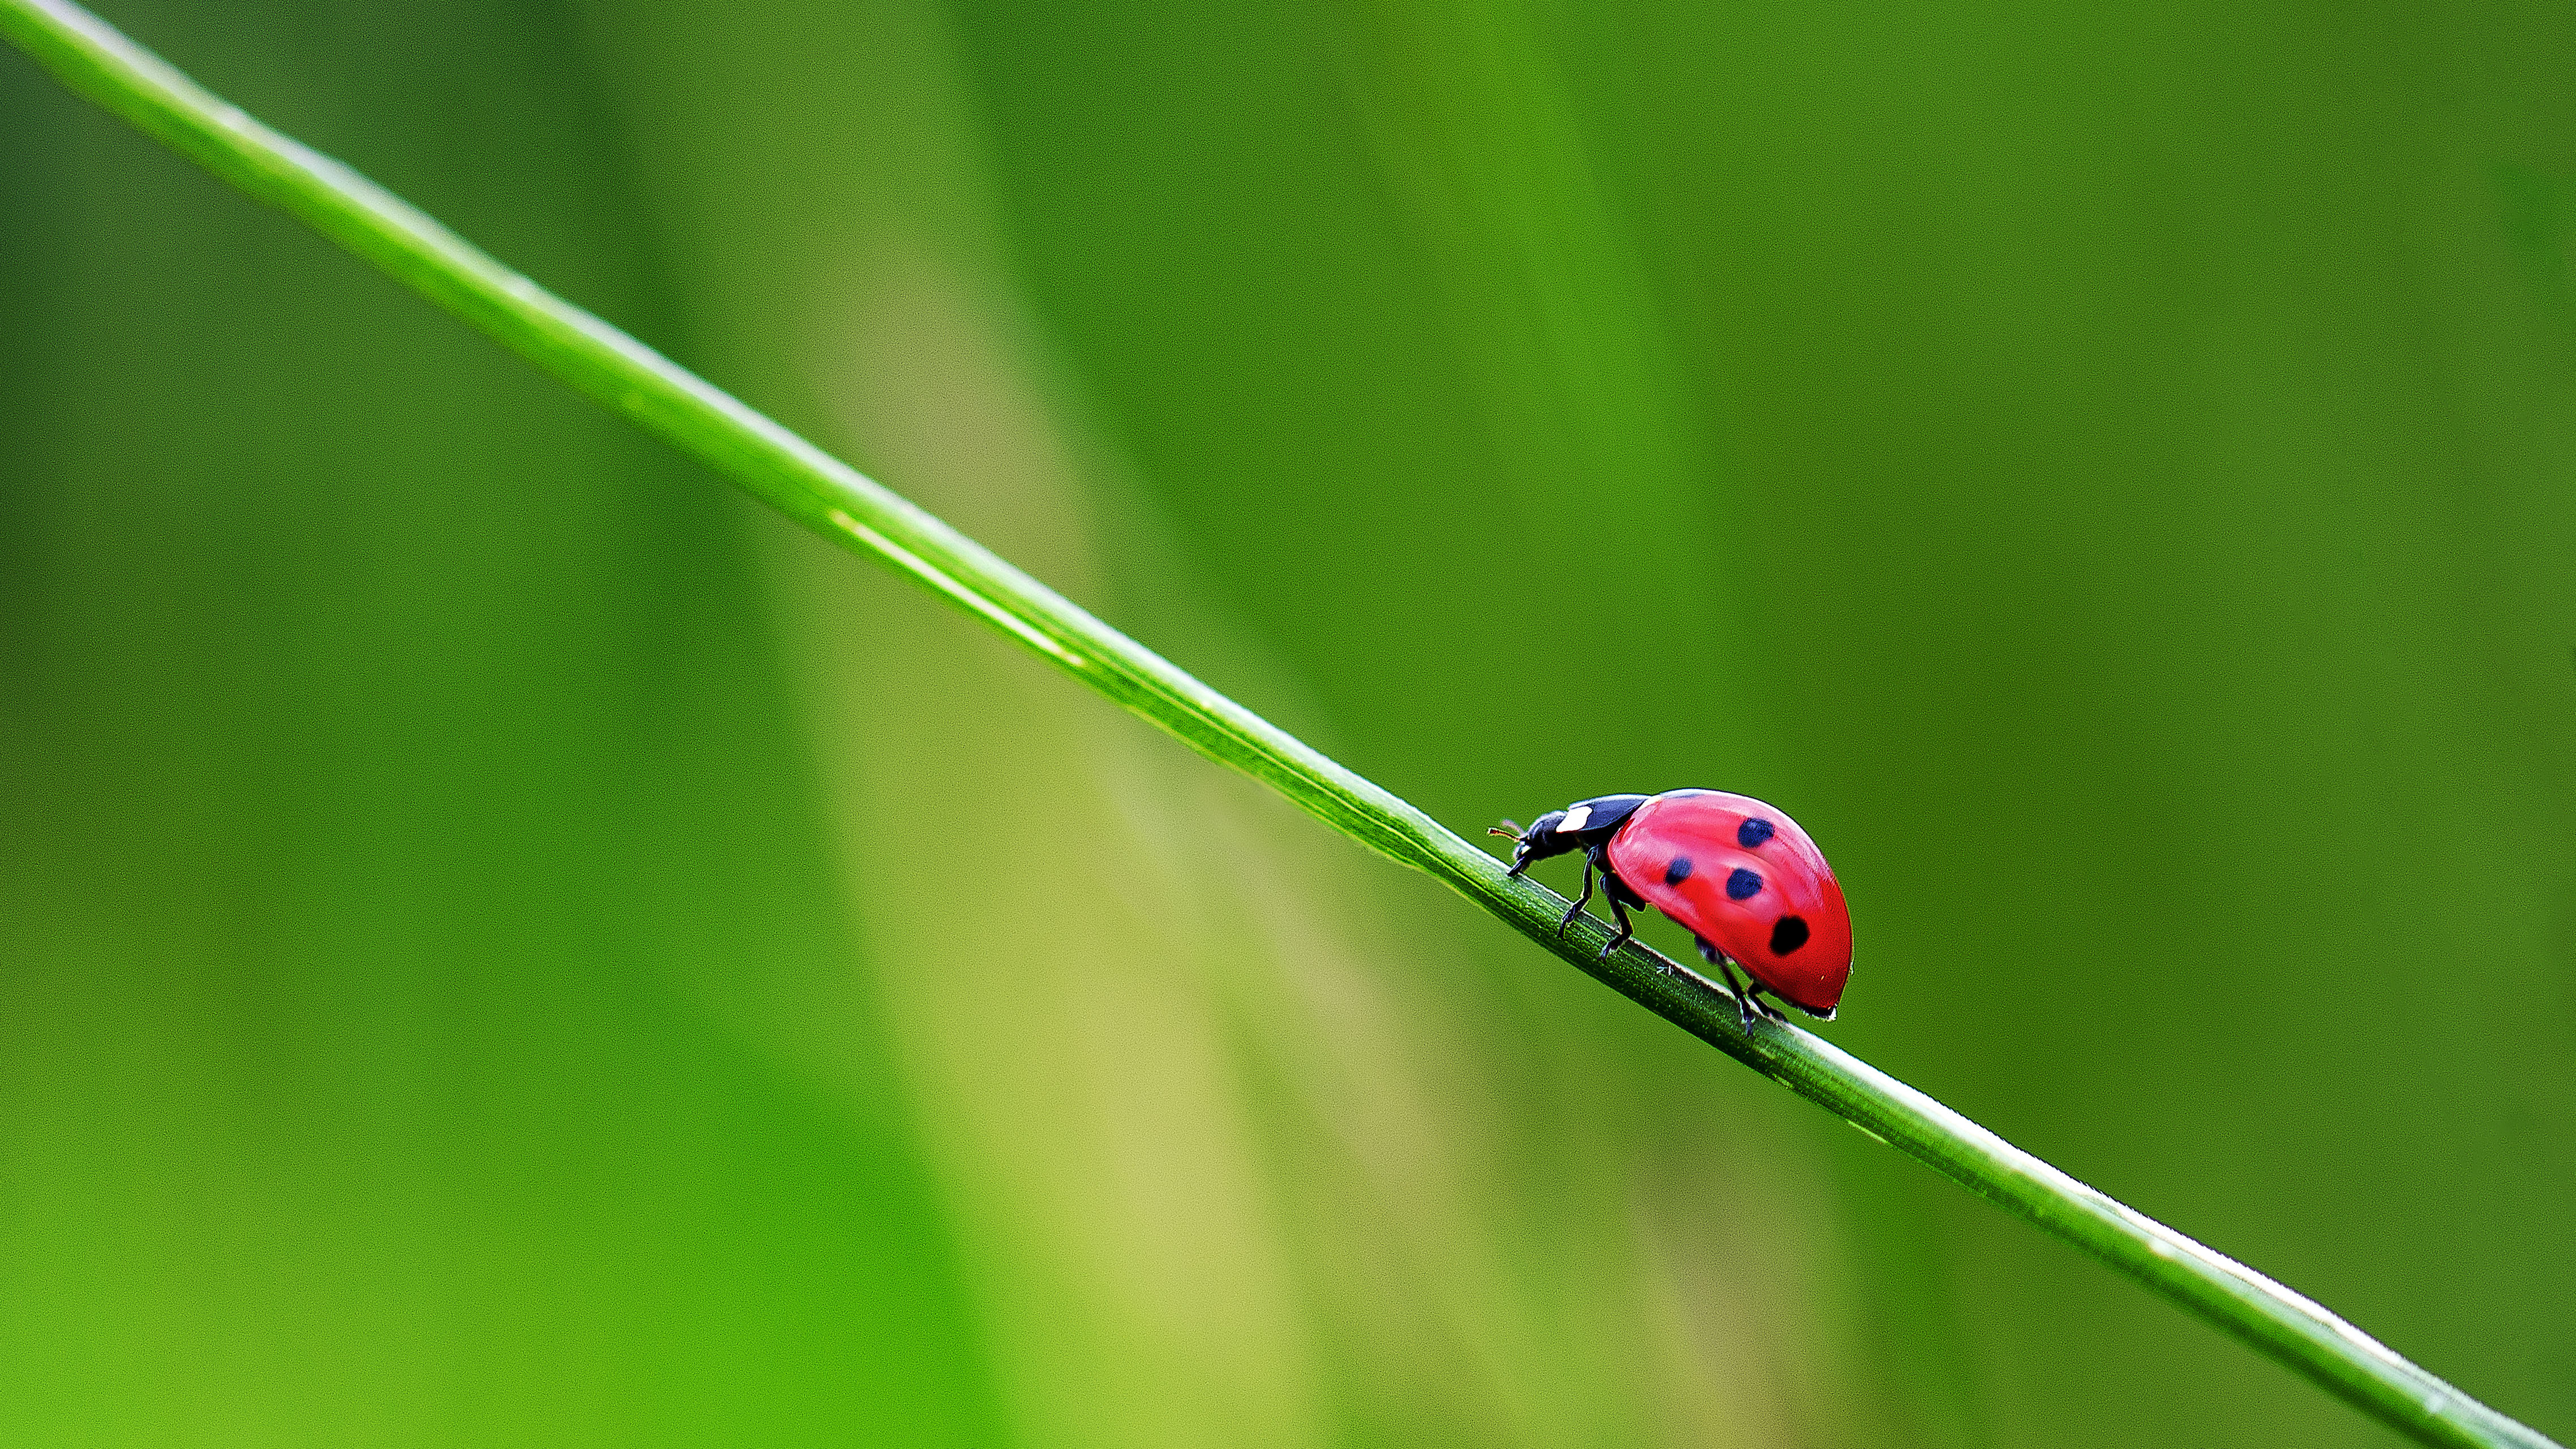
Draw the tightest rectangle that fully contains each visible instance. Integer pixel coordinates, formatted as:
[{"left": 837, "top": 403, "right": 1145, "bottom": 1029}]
[{"left": 0, "top": 3, "right": 2554, "bottom": 1446}]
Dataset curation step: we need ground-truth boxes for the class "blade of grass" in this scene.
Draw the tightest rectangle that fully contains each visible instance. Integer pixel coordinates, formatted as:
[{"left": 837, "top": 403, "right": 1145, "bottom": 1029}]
[{"left": 0, "top": 3, "right": 2555, "bottom": 1446}]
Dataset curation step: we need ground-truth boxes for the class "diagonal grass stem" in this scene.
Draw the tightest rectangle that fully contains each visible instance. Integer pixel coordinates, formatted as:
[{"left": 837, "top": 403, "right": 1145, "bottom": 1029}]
[{"left": 0, "top": 3, "right": 2556, "bottom": 1446}]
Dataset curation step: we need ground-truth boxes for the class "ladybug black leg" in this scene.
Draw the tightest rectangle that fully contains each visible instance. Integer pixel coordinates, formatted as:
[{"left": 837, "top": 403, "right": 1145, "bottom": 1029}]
[
  {"left": 1556, "top": 855, "right": 1597, "bottom": 935},
  {"left": 1597, "top": 889, "right": 1636, "bottom": 961},
  {"left": 1716, "top": 962, "right": 1758, "bottom": 1033},
  {"left": 1705, "top": 953, "right": 1763, "bottom": 1034}
]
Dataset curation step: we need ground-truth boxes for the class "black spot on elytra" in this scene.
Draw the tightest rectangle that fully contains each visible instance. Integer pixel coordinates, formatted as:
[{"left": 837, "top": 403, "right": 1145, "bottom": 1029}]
[
  {"left": 1726, "top": 867, "right": 1763, "bottom": 901},
  {"left": 1737, "top": 817, "right": 1775, "bottom": 848},
  {"left": 1770, "top": 915, "right": 1811, "bottom": 955},
  {"left": 1664, "top": 856, "right": 1694, "bottom": 886}
]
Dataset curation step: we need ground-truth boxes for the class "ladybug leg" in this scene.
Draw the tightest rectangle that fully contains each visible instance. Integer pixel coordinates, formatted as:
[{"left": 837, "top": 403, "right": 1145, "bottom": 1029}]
[
  {"left": 1713, "top": 961, "right": 1759, "bottom": 1033},
  {"left": 1592, "top": 857, "right": 1642, "bottom": 959},
  {"left": 1597, "top": 890, "right": 1636, "bottom": 961},
  {"left": 1555, "top": 855, "right": 1597, "bottom": 934},
  {"left": 1701, "top": 946, "right": 1768, "bottom": 1033}
]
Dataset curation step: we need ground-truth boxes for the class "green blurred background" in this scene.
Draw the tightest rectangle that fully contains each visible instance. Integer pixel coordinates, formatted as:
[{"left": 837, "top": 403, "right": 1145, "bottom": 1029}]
[{"left": 3, "top": 1, "right": 2571, "bottom": 1444}]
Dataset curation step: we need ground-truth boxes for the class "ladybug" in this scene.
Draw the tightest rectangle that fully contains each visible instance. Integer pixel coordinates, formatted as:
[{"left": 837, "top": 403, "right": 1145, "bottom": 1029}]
[{"left": 1492, "top": 790, "right": 1852, "bottom": 1027}]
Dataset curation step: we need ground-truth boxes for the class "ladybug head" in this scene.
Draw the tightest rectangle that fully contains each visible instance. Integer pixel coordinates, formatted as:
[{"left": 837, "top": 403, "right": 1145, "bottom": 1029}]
[
  {"left": 1491, "top": 810, "right": 1575, "bottom": 877},
  {"left": 1491, "top": 795, "right": 1650, "bottom": 877}
]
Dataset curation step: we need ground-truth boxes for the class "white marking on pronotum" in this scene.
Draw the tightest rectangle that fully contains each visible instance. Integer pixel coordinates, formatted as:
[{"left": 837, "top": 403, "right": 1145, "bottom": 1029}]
[
  {"left": 1559, "top": 804, "right": 1593, "bottom": 833},
  {"left": 826, "top": 510, "right": 1087, "bottom": 670}
]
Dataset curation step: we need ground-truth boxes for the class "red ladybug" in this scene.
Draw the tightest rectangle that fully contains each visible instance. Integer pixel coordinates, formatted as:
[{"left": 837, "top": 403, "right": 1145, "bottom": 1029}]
[{"left": 1493, "top": 790, "right": 1853, "bottom": 1026}]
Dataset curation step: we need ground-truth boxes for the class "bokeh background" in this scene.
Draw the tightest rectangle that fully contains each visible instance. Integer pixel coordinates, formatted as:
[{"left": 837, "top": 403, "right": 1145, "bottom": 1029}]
[{"left": 4, "top": 1, "right": 2572, "bottom": 1444}]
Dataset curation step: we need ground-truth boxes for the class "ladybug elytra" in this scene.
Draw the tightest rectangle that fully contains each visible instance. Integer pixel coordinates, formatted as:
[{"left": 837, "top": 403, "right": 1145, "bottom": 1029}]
[{"left": 1494, "top": 790, "right": 1853, "bottom": 1028}]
